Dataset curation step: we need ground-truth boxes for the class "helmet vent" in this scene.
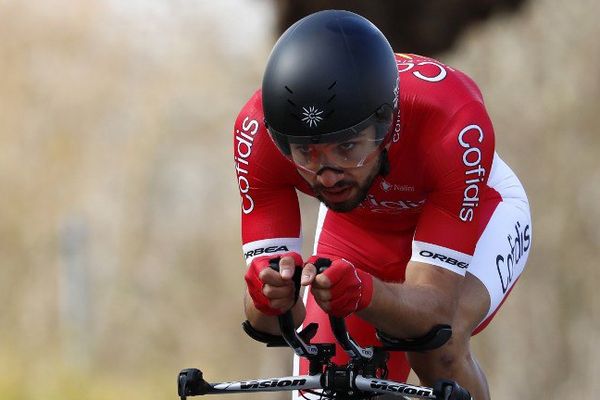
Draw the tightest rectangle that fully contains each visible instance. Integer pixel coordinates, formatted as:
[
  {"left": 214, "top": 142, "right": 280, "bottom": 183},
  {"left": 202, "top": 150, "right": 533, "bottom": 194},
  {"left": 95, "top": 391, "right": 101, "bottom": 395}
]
[
  {"left": 326, "top": 94, "right": 336, "bottom": 103},
  {"left": 287, "top": 99, "right": 297, "bottom": 107},
  {"left": 285, "top": 86, "right": 294, "bottom": 94},
  {"left": 327, "top": 81, "right": 337, "bottom": 90}
]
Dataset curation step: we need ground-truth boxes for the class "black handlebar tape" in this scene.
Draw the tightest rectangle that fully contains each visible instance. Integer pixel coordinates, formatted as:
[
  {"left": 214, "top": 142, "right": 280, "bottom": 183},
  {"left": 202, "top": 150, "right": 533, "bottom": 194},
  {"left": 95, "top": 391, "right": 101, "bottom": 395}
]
[
  {"left": 313, "top": 257, "right": 332, "bottom": 273},
  {"left": 266, "top": 259, "right": 317, "bottom": 357},
  {"left": 268, "top": 257, "right": 303, "bottom": 304}
]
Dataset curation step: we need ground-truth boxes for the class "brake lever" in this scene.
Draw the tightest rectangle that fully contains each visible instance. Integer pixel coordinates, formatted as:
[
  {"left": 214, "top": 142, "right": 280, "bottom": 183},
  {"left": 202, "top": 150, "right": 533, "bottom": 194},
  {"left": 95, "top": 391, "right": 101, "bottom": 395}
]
[{"left": 268, "top": 258, "right": 320, "bottom": 357}]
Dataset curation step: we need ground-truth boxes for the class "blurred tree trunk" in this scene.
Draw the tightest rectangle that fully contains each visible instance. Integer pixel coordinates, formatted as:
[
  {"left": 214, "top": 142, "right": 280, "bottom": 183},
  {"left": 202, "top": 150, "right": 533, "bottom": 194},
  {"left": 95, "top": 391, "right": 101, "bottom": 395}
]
[{"left": 275, "top": 0, "right": 527, "bottom": 55}]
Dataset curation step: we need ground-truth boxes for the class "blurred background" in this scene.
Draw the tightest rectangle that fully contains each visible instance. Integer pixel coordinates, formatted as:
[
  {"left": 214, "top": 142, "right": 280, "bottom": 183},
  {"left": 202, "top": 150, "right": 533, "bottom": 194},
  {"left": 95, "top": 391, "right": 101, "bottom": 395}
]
[{"left": 1, "top": 0, "right": 599, "bottom": 399}]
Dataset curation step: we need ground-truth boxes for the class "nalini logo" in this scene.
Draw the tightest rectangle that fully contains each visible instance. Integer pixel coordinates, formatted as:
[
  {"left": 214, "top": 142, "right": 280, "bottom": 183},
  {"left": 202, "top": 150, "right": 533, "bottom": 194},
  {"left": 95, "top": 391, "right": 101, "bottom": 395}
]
[
  {"left": 380, "top": 179, "right": 415, "bottom": 192},
  {"left": 381, "top": 180, "right": 393, "bottom": 192},
  {"left": 301, "top": 106, "right": 324, "bottom": 128}
]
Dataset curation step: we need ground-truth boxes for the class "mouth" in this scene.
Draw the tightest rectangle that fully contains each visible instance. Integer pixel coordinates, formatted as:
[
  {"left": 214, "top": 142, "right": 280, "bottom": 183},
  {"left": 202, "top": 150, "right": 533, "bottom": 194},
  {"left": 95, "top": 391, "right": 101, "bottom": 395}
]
[{"left": 319, "top": 185, "right": 354, "bottom": 203}]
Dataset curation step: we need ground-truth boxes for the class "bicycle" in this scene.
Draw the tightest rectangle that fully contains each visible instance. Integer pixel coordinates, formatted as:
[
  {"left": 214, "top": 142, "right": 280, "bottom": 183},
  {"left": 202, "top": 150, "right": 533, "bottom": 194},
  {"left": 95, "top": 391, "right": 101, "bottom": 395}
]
[{"left": 178, "top": 258, "right": 472, "bottom": 400}]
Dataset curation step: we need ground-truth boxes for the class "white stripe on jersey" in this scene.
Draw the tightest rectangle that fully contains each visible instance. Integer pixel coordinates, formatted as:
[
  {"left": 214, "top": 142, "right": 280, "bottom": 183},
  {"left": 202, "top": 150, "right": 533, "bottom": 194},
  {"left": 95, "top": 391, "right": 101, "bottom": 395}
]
[
  {"left": 242, "top": 237, "right": 303, "bottom": 265},
  {"left": 411, "top": 241, "right": 471, "bottom": 276}
]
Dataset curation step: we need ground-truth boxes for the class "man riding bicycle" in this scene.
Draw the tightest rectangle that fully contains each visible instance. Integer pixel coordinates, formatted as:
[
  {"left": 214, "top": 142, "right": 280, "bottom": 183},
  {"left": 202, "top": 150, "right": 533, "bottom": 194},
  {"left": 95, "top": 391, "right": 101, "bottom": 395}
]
[{"left": 235, "top": 10, "right": 532, "bottom": 400}]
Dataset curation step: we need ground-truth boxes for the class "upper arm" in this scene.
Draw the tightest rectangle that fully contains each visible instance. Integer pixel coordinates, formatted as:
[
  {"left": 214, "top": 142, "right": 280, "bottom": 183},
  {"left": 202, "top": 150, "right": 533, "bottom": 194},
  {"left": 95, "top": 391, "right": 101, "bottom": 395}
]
[
  {"left": 411, "top": 101, "right": 495, "bottom": 275},
  {"left": 234, "top": 92, "right": 304, "bottom": 265}
]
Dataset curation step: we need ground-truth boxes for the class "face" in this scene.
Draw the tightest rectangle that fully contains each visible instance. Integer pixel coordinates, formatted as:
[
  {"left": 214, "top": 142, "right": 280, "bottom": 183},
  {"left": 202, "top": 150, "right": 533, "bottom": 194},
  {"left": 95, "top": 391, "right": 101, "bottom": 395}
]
[{"left": 297, "top": 150, "right": 383, "bottom": 212}]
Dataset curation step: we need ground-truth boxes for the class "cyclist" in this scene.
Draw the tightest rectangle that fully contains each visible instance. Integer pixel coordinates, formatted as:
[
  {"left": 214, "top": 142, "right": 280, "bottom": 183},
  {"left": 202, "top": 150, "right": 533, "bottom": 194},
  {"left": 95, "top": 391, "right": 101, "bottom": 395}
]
[{"left": 236, "top": 10, "right": 531, "bottom": 400}]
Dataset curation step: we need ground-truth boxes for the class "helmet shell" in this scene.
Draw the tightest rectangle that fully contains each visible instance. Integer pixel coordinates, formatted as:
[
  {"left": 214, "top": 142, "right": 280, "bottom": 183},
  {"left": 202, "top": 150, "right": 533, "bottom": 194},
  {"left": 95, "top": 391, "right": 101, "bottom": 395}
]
[{"left": 262, "top": 10, "right": 399, "bottom": 140}]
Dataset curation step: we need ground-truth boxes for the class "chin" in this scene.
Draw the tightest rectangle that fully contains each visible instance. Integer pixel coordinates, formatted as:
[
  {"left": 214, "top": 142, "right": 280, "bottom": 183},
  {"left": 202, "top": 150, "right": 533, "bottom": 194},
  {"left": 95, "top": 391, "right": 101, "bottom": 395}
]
[
  {"left": 319, "top": 191, "right": 368, "bottom": 213},
  {"left": 322, "top": 200, "right": 359, "bottom": 213}
]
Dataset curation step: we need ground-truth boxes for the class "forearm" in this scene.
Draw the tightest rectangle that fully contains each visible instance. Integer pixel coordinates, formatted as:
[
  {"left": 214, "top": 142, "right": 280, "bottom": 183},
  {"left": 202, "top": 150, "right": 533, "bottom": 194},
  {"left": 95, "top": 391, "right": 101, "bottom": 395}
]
[
  {"left": 244, "top": 289, "right": 306, "bottom": 335},
  {"left": 358, "top": 278, "right": 458, "bottom": 338}
]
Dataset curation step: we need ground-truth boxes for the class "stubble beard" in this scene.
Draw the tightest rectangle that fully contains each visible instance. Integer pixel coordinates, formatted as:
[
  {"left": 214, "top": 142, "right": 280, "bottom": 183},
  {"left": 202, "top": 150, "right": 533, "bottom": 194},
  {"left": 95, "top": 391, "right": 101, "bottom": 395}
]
[{"left": 313, "top": 159, "right": 381, "bottom": 213}]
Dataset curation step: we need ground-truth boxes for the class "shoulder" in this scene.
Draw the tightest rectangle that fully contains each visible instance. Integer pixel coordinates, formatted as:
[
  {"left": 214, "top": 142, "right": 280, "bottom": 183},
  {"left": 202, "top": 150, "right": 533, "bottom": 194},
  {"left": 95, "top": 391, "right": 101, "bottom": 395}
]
[
  {"left": 233, "top": 89, "right": 308, "bottom": 189},
  {"left": 235, "top": 89, "right": 263, "bottom": 134},
  {"left": 393, "top": 54, "right": 493, "bottom": 149},
  {"left": 389, "top": 55, "right": 495, "bottom": 185},
  {"left": 236, "top": 89, "right": 264, "bottom": 125},
  {"left": 395, "top": 53, "right": 486, "bottom": 117}
]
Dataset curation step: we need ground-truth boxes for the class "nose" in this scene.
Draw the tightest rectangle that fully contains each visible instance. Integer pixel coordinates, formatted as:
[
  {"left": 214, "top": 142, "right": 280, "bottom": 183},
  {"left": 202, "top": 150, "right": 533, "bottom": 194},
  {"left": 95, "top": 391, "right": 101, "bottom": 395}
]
[{"left": 316, "top": 168, "right": 344, "bottom": 188}]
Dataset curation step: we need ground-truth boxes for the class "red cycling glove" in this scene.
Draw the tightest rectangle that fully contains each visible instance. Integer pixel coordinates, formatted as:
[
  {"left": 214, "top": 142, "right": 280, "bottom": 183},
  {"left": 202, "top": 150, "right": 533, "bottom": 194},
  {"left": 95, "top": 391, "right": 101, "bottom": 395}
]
[
  {"left": 308, "top": 256, "right": 374, "bottom": 318},
  {"left": 244, "top": 252, "right": 304, "bottom": 316}
]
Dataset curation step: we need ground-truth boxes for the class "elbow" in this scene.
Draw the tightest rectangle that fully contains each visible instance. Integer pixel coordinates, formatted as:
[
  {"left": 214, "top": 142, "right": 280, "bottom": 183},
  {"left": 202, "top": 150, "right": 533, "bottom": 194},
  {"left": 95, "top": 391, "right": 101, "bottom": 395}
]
[
  {"left": 402, "top": 286, "right": 458, "bottom": 338},
  {"left": 417, "top": 295, "right": 457, "bottom": 335}
]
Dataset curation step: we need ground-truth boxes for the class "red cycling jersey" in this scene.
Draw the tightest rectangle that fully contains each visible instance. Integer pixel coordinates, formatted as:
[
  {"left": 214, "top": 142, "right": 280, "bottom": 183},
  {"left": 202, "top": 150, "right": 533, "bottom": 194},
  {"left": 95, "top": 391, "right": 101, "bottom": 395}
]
[{"left": 234, "top": 54, "right": 502, "bottom": 278}]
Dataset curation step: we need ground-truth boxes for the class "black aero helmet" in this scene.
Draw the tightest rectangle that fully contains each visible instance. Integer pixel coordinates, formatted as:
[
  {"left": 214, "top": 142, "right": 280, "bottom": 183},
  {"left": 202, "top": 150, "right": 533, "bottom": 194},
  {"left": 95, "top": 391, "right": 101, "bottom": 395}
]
[{"left": 262, "top": 10, "right": 399, "bottom": 159}]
